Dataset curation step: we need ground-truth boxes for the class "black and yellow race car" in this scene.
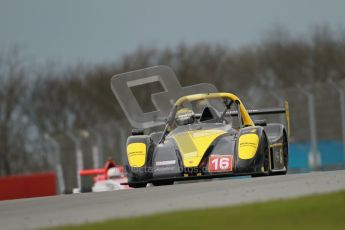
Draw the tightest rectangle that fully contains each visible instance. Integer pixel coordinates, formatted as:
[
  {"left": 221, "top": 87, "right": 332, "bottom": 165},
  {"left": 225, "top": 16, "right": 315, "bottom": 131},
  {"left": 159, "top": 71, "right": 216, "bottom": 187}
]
[{"left": 111, "top": 66, "right": 290, "bottom": 188}]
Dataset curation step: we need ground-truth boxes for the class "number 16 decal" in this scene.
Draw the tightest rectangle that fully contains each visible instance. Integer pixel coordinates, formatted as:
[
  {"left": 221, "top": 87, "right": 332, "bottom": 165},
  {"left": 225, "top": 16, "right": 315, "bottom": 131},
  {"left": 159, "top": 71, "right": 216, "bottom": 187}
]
[{"left": 208, "top": 155, "right": 233, "bottom": 172}]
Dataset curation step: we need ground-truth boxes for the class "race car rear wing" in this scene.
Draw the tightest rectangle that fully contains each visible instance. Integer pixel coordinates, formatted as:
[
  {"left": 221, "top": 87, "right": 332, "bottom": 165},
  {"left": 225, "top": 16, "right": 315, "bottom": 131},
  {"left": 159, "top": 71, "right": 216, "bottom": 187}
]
[
  {"left": 79, "top": 159, "right": 123, "bottom": 179},
  {"left": 227, "top": 101, "right": 290, "bottom": 137}
]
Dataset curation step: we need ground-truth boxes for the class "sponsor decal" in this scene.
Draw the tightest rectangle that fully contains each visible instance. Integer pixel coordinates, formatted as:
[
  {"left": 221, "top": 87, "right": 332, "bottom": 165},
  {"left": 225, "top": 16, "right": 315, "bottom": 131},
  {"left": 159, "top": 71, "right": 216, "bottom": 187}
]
[
  {"left": 155, "top": 166, "right": 176, "bottom": 172},
  {"left": 156, "top": 160, "right": 176, "bottom": 166}
]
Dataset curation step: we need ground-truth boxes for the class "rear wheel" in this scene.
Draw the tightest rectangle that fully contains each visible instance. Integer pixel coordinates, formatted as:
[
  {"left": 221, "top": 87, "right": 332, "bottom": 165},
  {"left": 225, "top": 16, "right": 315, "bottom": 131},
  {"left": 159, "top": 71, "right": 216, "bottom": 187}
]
[{"left": 271, "top": 131, "right": 288, "bottom": 175}]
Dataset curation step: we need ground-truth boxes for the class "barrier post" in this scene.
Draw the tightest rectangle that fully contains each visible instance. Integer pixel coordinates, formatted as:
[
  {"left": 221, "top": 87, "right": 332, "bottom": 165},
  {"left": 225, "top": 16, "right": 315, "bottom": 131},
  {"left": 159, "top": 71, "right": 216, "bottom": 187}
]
[
  {"left": 67, "top": 131, "right": 84, "bottom": 190},
  {"left": 297, "top": 85, "right": 321, "bottom": 170},
  {"left": 330, "top": 80, "right": 345, "bottom": 164},
  {"left": 44, "top": 134, "right": 65, "bottom": 194}
]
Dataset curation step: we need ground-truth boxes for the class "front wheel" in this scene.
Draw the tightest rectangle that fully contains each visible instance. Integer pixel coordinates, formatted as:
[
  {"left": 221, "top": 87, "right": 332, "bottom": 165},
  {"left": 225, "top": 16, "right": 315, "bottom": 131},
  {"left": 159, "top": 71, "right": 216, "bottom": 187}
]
[
  {"left": 152, "top": 180, "right": 174, "bottom": 186},
  {"left": 251, "top": 132, "right": 270, "bottom": 177},
  {"left": 128, "top": 182, "right": 147, "bottom": 188}
]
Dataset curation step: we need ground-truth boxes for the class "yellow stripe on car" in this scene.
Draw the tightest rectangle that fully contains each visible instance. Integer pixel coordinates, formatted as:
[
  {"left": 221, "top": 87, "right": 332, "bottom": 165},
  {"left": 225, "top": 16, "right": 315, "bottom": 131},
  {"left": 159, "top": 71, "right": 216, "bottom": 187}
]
[
  {"left": 173, "top": 129, "right": 225, "bottom": 167},
  {"left": 127, "top": 143, "right": 146, "bottom": 167}
]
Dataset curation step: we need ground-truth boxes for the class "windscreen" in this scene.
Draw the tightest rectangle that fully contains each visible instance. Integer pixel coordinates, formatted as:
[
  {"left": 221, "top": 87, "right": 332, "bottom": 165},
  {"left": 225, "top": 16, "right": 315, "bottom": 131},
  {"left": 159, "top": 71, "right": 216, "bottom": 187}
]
[
  {"left": 111, "top": 66, "right": 218, "bottom": 129},
  {"left": 178, "top": 98, "right": 227, "bottom": 114}
]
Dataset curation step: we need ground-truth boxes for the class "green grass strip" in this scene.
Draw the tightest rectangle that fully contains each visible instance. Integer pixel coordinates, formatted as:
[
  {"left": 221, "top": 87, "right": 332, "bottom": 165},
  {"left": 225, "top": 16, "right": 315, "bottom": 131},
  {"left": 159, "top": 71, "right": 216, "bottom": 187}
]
[{"left": 49, "top": 190, "right": 345, "bottom": 230}]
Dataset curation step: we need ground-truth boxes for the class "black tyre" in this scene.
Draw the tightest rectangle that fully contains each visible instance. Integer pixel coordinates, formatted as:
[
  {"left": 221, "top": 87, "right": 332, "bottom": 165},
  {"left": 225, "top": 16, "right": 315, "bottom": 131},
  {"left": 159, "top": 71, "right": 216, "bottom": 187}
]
[
  {"left": 128, "top": 182, "right": 147, "bottom": 188},
  {"left": 80, "top": 176, "right": 92, "bottom": 193},
  {"left": 251, "top": 132, "right": 270, "bottom": 177},
  {"left": 152, "top": 180, "right": 174, "bottom": 186}
]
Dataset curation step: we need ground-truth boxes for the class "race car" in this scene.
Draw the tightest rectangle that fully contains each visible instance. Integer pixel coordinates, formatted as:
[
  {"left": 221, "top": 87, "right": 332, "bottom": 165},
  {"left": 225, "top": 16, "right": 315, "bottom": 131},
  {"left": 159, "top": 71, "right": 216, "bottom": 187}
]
[
  {"left": 111, "top": 66, "right": 290, "bottom": 188},
  {"left": 74, "top": 159, "right": 130, "bottom": 193}
]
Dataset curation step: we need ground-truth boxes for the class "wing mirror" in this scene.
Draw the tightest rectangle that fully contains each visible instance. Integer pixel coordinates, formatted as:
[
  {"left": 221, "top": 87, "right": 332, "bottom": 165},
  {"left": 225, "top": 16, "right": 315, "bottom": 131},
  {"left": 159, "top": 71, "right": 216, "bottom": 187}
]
[{"left": 254, "top": 119, "right": 267, "bottom": 126}]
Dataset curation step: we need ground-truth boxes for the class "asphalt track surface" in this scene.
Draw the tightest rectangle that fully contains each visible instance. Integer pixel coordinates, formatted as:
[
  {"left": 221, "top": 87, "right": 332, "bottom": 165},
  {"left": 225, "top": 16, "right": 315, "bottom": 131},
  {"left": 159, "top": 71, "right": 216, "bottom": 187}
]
[{"left": 1, "top": 170, "right": 345, "bottom": 230}]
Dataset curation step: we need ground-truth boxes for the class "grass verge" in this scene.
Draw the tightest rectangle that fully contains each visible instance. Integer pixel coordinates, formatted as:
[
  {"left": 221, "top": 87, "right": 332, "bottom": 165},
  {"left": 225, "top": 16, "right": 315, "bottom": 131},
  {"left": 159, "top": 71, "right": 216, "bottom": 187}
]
[{"left": 48, "top": 190, "right": 345, "bottom": 230}]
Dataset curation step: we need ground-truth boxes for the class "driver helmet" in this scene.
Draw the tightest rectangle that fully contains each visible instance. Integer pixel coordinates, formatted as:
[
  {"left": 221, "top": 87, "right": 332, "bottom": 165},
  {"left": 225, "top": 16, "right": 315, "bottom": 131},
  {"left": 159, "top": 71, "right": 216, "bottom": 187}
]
[
  {"left": 107, "top": 167, "right": 121, "bottom": 179},
  {"left": 175, "top": 108, "right": 195, "bottom": 126}
]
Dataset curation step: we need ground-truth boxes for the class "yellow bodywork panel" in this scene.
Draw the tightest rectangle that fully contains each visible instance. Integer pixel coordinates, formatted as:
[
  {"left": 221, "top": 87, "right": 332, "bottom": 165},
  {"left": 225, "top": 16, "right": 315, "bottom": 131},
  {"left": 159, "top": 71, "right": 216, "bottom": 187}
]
[
  {"left": 238, "top": 134, "right": 259, "bottom": 160},
  {"left": 126, "top": 143, "right": 146, "bottom": 167},
  {"left": 172, "top": 129, "right": 225, "bottom": 167}
]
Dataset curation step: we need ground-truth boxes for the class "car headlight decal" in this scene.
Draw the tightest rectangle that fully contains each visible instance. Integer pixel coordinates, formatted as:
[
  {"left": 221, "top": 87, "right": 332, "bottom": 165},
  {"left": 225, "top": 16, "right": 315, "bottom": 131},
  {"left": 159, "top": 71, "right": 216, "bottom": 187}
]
[
  {"left": 126, "top": 143, "right": 146, "bottom": 167},
  {"left": 238, "top": 134, "right": 259, "bottom": 159}
]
